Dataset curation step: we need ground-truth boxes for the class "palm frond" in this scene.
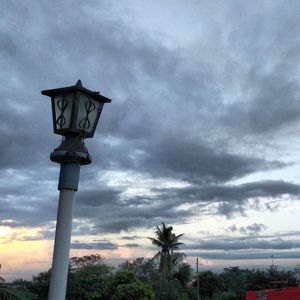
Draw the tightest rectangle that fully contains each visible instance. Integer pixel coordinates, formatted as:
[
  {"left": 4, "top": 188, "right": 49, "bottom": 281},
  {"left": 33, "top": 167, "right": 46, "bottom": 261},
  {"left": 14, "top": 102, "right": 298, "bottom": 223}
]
[{"left": 147, "top": 237, "right": 164, "bottom": 247}]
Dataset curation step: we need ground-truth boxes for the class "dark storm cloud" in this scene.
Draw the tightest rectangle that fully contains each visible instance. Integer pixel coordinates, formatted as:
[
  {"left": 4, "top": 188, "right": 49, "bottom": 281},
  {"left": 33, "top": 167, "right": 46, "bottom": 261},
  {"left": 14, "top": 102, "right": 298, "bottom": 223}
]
[
  {"left": 1, "top": 0, "right": 300, "bottom": 236},
  {"left": 222, "top": 72, "right": 300, "bottom": 134},
  {"left": 185, "top": 237, "right": 300, "bottom": 251},
  {"left": 0, "top": 96, "right": 52, "bottom": 169},
  {"left": 157, "top": 180, "right": 300, "bottom": 218},
  {"left": 91, "top": 219, "right": 147, "bottom": 234},
  {"left": 71, "top": 241, "right": 118, "bottom": 250},
  {"left": 74, "top": 185, "right": 195, "bottom": 234},
  {"left": 209, "top": 1, "right": 300, "bottom": 134},
  {"left": 121, "top": 235, "right": 141, "bottom": 240},
  {"left": 182, "top": 227, "right": 300, "bottom": 257},
  {"left": 188, "top": 251, "right": 300, "bottom": 260},
  {"left": 76, "top": 188, "right": 123, "bottom": 207},
  {"left": 173, "top": 180, "right": 300, "bottom": 204},
  {"left": 0, "top": 194, "right": 57, "bottom": 227},
  {"left": 84, "top": 202, "right": 192, "bottom": 234},
  {"left": 67, "top": 179, "right": 300, "bottom": 234},
  {"left": 136, "top": 136, "right": 285, "bottom": 184},
  {"left": 70, "top": 241, "right": 140, "bottom": 250},
  {"left": 122, "top": 243, "right": 140, "bottom": 248}
]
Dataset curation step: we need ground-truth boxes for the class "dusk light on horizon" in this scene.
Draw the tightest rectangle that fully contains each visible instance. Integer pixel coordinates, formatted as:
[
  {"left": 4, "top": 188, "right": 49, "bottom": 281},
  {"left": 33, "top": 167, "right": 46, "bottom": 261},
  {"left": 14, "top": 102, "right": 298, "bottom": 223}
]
[{"left": 1, "top": 0, "right": 300, "bottom": 283}]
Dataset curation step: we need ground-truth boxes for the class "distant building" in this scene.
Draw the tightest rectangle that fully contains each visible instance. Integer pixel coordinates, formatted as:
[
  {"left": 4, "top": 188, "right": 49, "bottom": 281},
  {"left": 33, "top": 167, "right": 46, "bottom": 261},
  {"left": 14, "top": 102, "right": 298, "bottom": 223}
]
[{"left": 246, "top": 287, "right": 300, "bottom": 300}]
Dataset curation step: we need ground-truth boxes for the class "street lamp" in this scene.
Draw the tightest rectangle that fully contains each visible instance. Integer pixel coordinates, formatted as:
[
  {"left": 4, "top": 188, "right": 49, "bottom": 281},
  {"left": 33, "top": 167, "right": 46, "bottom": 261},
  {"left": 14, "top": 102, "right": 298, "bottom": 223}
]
[{"left": 41, "top": 80, "right": 111, "bottom": 300}]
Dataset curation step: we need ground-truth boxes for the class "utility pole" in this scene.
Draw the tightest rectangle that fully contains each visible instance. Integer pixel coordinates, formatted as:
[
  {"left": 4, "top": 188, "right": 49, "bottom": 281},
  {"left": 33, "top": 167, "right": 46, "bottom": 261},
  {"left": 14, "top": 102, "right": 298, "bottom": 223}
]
[
  {"left": 271, "top": 254, "right": 274, "bottom": 266},
  {"left": 196, "top": 258, "right": 200, "bottom": 300}
]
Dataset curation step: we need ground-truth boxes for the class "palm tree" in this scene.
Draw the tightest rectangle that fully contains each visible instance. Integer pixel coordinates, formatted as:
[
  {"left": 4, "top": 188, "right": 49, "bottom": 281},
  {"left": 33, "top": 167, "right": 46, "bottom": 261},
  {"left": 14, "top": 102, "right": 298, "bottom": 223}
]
[{"left": 148, "top": 222, "right": 184, "bottom": 280}]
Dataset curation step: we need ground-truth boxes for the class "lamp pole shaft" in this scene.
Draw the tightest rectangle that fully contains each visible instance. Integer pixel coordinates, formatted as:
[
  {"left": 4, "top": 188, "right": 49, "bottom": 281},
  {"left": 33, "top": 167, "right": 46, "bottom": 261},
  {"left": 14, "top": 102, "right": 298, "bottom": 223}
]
[{"left": 48, "top": 163, "right": 80, "bottom": 300}]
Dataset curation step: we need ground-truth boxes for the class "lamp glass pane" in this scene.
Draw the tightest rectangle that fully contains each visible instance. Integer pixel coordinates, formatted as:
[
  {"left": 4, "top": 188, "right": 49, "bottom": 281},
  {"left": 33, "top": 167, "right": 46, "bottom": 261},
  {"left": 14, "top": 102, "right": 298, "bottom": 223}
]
[
  {"left": 76, "top": 93, "right": 101, "bottom": 133},
  {"left": 53, "top": 94, "right": 73, "bottom": 130}
]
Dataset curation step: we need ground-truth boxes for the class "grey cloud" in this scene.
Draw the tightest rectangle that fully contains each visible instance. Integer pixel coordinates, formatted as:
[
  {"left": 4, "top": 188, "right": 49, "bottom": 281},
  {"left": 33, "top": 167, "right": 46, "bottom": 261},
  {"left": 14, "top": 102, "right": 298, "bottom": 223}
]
[
  {"left": 0, "top": 0, "right": 300, "bottom": 243},
  {"left": 121, "top": 243, "right": 140, "bottom": 248},
  {"left": 184, "top": 233, "right": 300, "bottom": 251},
  {"left": 0, "top": 221, "right": 23, "bottom": 227},
  {"left": 91, "top": 219, "right": 147, "bottom": 234},
  {"left": 187, "top": 251, "right": 300, "bottom": 260},
  {"left": 0, "top": 175, "right": 299, "bottom": 234},
  {"left": 71, "top": 241, "right": 118, "bottom": 250},
  {"left": 227, "top": 225, "right": 238, "bottom": 232},
  {"left": 138, "top": 136, "right": 285, "bottom": 184},
  {"left": 121, "top": 235, "right": 141, "bottom": 240},
  {"left": 226, "top": 223, "right": 267, "bottom": 236},
  {"left": 244, "top": 231, "right": 300, "bottom": 241},
  {"left": 186, "top": 238, "right": 300, "bottom": 251},
  {"left": 76, "top": 188, "right": 123, "bottom": 207},
  {"left": 39, "top": 229, "right": 55, "bottom": 240},
  {"left": 73, "top": 186, "right": 194, "bottom": 233},
  {"left": 239, "top": 223, "right": 268, "bottom": 236},
  {"left": 217, "top": 1, "right": 300, "bottom": 134},
  {"left": 18, "top": 236, "right": 44, "bottom": 242},
  {"left": 187, "top": 180, "right": 300, "bottom": 203},
  {"left": 221, "top": 70, "right": 300, "bottom": 135},
  {"left": 70, "top": 180, "right": 300, "bottom": 233},
  {"left": 0, "top": 194, "right": 57, "bottom": 227},
  {"left": 159, "top": 180, "right": 300, "bottom": 218}
]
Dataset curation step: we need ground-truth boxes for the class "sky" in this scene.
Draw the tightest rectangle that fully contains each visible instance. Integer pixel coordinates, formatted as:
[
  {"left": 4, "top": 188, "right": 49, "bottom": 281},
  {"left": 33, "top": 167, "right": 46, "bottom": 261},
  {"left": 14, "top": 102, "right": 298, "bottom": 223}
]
[{"left": 1, "top": 0, "right": 300, "bottom": 281}]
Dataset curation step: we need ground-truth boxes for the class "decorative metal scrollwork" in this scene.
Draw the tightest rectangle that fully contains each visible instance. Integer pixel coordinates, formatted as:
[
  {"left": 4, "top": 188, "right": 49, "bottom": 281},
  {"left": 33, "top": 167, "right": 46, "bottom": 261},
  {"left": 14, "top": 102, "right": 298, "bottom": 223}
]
[
  {"left": 79, "top": 100, "right": 96, "bottom": 129},
  {"left": 56, "top": 97, "right": 68, "bottom": 128}
]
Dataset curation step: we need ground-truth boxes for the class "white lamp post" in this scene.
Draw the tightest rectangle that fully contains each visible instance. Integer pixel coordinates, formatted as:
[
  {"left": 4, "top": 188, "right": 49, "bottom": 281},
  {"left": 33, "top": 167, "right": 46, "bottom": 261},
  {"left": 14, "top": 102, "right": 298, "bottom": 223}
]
[{"left": 42, "top": 80, "right": 111, "bottom": 300}]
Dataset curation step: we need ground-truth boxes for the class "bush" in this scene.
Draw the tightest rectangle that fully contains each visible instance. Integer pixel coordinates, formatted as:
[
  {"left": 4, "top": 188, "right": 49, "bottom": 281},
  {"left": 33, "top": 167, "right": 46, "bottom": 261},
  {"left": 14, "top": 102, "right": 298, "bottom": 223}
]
[{"left": 112, "top": 270, "right": 154, "bottom": 300}]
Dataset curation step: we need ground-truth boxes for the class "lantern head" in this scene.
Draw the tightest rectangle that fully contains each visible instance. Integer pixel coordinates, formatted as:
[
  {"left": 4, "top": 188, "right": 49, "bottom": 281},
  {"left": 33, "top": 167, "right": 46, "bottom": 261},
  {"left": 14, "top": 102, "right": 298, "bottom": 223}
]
[{"left": 41, "top": 80, "right": 111, "bottom": 138}]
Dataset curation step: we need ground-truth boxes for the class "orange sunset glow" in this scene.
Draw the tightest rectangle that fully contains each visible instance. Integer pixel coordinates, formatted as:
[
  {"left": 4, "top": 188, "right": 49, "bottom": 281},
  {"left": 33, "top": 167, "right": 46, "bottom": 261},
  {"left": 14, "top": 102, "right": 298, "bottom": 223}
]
[{"left": 0, "top": 225, "right": 51, "bottom": 280}]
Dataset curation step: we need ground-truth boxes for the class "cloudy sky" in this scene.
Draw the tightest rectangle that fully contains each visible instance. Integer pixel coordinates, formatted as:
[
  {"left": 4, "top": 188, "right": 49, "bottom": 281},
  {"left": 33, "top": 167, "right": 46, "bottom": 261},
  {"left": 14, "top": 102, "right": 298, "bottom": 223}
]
[{"left": 1, "top": 0, "right": 300, "bottom": 281}]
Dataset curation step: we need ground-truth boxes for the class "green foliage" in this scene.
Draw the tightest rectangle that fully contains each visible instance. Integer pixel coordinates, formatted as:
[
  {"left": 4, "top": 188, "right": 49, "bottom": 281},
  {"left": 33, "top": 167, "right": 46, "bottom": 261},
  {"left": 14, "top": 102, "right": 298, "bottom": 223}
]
[
  {"left": 27, "top": 270, "right": 50, "bottom": 299},
  {"left": 266, "top": 265, "right": 297, "bottom": 288},
  {"left": 11, "top": 252, "right": 299, "bottom": 300},
  {"left": 246, "top": 269, "right": 270, "bottom": 291},
  {"left": 69, "top": 253, "right": 104, "bottom": 272},
  {"left": 194, "top": 270, "right": 222, "bottom": 299},
  {"left": 112, "top": 270, "right": 154, "bottom": 300},
  {"left": 10, "top": 279, "right": 38, "bottom": 300},
  {"left": 219, "top": 290, "right": 238, "bottom": 300},
  {"left": 113, "top": 280, "right": 154, "bottom": 300},
  {"left": 67, "top": 264, "right": 113, "bottom": 300},
  {"left": 164, "top": 279, "right": 187, "bottom": 300},
  {"left": 0, "top": 287, "right": 31, "bottom": 300},
  {"left": 113, "top": 269, "right": 136, "bottom": 285},
  {"left": 173, "top": 263, "right": 192, "bottom": 287},
  {"left": 26, "top": 255, "right": 113, "bottom": 300},
  {"left": 120, "top": 257, "right": 146, "bottom": 274},
  {"left": 193, "top": 266, "right": 298, "bottom": 300},
  {"left": 219, "top": 267, "right": 246, "bottom": 299},
  {"left": 119, "top": 258, "right": 160, "bottom": 282}
]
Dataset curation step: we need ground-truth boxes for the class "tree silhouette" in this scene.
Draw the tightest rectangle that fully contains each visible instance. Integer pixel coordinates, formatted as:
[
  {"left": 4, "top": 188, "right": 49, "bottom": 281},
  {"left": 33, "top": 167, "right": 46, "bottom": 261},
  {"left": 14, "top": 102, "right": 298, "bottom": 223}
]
[
  {"left": 148, "top": 222, "right": 184, "bottom": 280},
  {"left": 0, "top": 264, "right": 4, "bottom": 284}
]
